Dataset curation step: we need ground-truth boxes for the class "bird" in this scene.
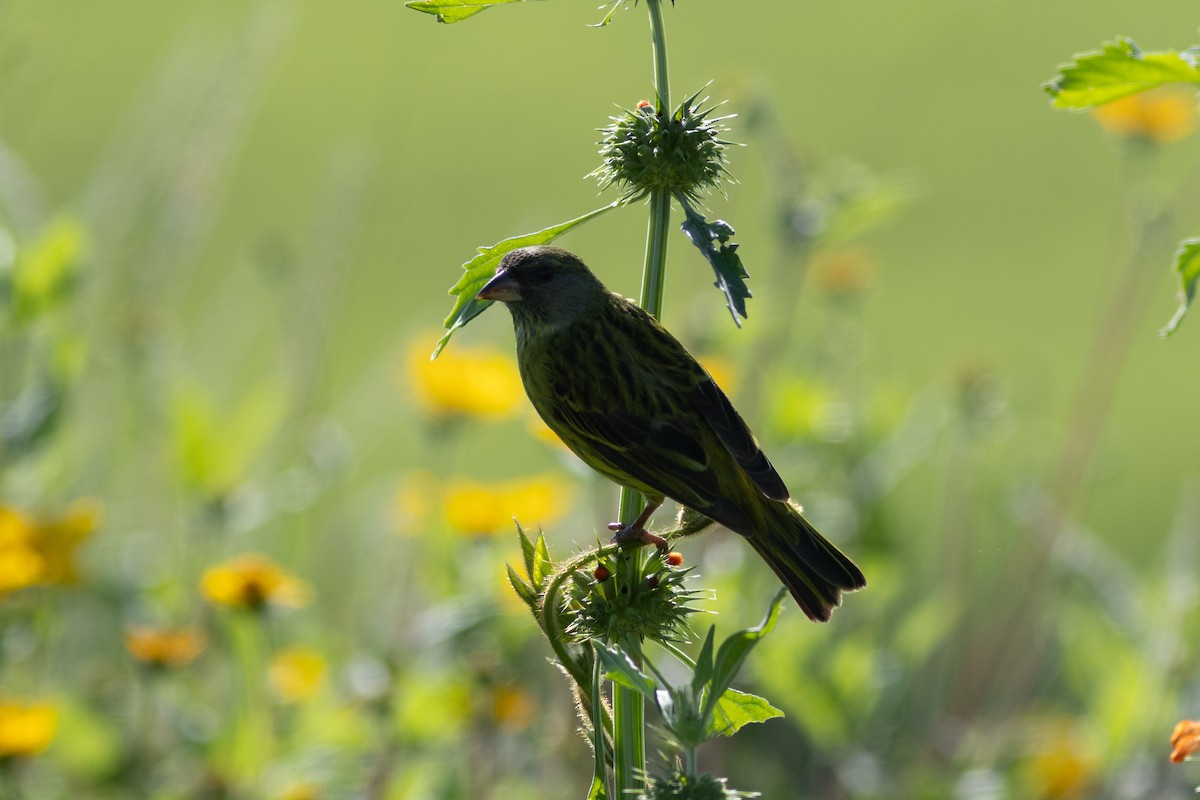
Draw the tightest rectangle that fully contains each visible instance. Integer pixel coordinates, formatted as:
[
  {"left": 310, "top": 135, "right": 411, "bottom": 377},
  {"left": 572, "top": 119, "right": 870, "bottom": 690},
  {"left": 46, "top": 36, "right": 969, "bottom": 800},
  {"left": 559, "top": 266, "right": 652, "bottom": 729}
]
[{"left": 476, "top": 245, "right": 865, "bottom": 621}]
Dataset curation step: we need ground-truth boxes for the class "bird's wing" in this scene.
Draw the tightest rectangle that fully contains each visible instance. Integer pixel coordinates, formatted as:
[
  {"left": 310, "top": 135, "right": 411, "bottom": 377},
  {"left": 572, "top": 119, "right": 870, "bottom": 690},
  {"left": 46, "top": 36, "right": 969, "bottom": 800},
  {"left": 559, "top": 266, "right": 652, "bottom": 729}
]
[
  {"left": 546, "top": 301, "right": 786, "bottom": 523},
  {"left": 554, "top": 401, "right": 726, "bottom": 512},
  {"left": 690, "top": 377, "right": 790, "bottom": 502}
]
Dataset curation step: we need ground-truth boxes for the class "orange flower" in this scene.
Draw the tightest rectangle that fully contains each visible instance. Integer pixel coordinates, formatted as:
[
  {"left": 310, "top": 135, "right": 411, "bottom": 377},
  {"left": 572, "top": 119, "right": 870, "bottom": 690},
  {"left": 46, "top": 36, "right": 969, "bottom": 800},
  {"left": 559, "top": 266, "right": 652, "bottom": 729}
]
[
  {"left": 1171, "top": 719, "right": 1200, "bottom": 763},
  {"left": 124, "top": 625, "right": 207, "bottom": 668},
  {"left": 406, "top": 333, "right": 523, "bottom": 420},
  {"left": 1092, "top": 87, "right": 1197, "bottom": 144},
  {"left": 0, "top": 700, "right": 58, "bottom": 758},
  {"left": 201, "top": 554, "right": 311, "bottom": 611}
]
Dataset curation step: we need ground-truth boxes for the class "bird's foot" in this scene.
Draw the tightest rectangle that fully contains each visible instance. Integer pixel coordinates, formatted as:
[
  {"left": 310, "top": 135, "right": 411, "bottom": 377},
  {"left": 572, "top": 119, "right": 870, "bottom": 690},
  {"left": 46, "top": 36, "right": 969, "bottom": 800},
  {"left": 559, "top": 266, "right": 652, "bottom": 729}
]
[{"left": 607, "top": 520, "right": 668, "bottom": 550}]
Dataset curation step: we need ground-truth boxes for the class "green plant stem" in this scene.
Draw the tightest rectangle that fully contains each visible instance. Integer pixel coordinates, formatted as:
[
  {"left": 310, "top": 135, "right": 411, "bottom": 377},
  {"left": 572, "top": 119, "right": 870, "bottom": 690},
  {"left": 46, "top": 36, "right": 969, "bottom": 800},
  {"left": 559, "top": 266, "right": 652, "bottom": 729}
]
[{"left": 610, "top": 4, "right": 673, "bottom": 795}]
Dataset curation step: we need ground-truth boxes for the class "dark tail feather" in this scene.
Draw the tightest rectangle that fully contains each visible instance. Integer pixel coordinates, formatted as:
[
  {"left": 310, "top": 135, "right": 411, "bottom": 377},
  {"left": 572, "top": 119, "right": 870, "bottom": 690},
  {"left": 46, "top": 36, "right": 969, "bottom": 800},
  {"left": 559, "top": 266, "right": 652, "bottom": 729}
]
[{"left": 748, "top": 503, "right": 866, "bottom": 622}]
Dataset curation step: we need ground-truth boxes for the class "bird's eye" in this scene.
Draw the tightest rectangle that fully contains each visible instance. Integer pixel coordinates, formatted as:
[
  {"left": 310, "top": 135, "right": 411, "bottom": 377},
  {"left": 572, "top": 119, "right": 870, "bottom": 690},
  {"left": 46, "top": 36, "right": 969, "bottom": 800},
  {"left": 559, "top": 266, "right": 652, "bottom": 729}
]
[{"left": 528, "top": 265, "right": 554, "bottom": 285}]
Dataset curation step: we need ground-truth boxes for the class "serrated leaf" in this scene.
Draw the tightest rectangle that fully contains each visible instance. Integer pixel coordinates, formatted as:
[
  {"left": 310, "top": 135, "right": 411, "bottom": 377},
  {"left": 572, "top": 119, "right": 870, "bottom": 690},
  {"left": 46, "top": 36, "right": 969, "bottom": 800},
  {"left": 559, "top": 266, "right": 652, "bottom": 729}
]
[
  {"left": 404, "top": 0, "right": 528, "bottom": 24},
  {"left": 597, "top": 643, "right": 657, "bottom": 702},
  {"left": 1044, "top": 37, "right": 1200, "bottom": 109},
  {"left": 709, "top": 688, "right": 783, "bottom": 737},
  {"left": 432, "top": 200, "right": 626, "bottom": 358},
  {"left": 704, "top": 589, "right": 786, "bottom": 719},
  {"left": 1161, "top": 237, "right": 1200, "bottom": 337},
  {"left": 677, "top": 195, "right": 751, "bottom": 327}
]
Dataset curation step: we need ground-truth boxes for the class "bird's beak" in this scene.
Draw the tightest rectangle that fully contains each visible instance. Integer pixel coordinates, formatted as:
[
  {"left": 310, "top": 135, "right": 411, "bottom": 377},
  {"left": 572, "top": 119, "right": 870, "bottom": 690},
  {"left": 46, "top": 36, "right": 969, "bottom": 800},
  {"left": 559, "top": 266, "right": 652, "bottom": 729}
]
[{"left": 477, "top": 270, "right": 522, "bottom": 302}]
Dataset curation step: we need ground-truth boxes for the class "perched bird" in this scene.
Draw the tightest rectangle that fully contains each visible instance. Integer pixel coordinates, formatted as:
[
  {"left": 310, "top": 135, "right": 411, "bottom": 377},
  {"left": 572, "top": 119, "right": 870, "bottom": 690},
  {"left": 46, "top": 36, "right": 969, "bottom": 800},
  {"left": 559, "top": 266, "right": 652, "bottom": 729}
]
[{"left": 477, "top": 246, "right": 865, "bottom": 621}]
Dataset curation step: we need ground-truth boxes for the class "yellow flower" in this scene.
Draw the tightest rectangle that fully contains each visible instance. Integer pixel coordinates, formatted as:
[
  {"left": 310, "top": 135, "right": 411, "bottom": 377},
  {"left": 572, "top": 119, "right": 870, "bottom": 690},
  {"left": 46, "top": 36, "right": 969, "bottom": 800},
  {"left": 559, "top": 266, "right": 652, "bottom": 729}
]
[
  {"left": 26, "top": 498, "right": 102, "bottom": 585},
  {"left": 0, "top": 701, "right": 58, "bottom": 758},
  {"left": 1022, "top": 719, "right": 1096, "bottom": 799},
  {"left": 490, "top": 683, "right": 534, "bottom": 731},
  {"left": 1171, "top": 719, "right": 1200, "bottom": 763},
  {"left": 278, "top": 782, "right": 322, "bottom": 800},
  {"left": 442, "top": 474, "right": 573, "bottom": 536},
  {"left": 406, "top": 333, "right": 523, "bottom": 420},
  {"left": 1092, "top": 87, "right": 1197, "bottom": 144},
  {"left": 268, "top": 646, "right": 326, "bottom": 704},
  {"left": 698, "top": 355, "right": 738, "bottom": 399},
  {"left": 201, "top": 554, "right": 311, "bottom": 611},
  {"left": 0, "top": 507, "right": 44, "bottom": 594},
  {"left": 124, "top": 625, "right": 207, "bottom": 668},
  {"left": 811, "top": 248, "right": 875, "bottom": 299}
]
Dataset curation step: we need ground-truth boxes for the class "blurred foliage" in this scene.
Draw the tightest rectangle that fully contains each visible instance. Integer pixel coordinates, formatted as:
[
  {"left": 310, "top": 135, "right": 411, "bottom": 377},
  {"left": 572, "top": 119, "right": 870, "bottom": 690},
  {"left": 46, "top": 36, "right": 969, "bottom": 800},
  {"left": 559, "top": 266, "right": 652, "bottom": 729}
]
[{"left": 0, "top": 2, "right": 1199, "bottom": 799}]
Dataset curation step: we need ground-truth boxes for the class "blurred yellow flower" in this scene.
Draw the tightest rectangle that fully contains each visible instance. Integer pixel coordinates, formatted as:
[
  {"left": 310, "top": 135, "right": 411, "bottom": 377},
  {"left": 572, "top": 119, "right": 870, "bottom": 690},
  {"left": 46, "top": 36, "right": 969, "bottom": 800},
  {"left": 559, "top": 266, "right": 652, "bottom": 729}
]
[
  {"left": 1022, "top": 720, "right": 1096, "bottom": 799},
  {"left": 0, "top": 700, "right": 58, "bottom": 758},
  {"left": 1171, "top": 719, "right": 1200, "bottom": 763},
  {"left": 698, "top": 355, "right": 738, "bottom": 398},
  {"left": 490, "top": 683, "right": 534, "bottom": 731},
  {"left": 26, "top": 498, "right": 102, "bottom": 584},
  {"left": 0, "top": 500, "right": 100, "bottom": 593},
  {"left": 278, "top": 782, "right": 322, "bottom": 800},
  {"left": 443, "top": 474, "right": 573, "bottom": 536},
  {"left": 1092, "top": 87, "right": 1197, "bottom": 144},
  {"left": 124, "top": 625, "right": 207, "bottom": 668},
  {"left": 268, "top": 646, "right": 326, "bottom": 703},
  {"left": 406, "top": 333, "right": 523, "bottom": 420},
  {"left": 810, "top": 248, "right": 876, "bottom": 299},
  {"left": 201, "top": 554, "right": 312, "bottom": 611},
  {"left": 0, "top": 507, "right": 44, "bottom": 594}
]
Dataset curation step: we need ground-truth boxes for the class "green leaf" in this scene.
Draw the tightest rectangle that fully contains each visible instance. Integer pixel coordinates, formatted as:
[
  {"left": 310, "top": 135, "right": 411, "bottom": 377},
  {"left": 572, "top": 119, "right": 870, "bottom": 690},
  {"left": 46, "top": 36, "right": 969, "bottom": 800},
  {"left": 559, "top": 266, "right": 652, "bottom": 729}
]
[
  {"left": 1161, "top": 237, "right": 1200, "bottom": 337},
  {"left": 516, "top": 521, "right": 537, "bottom": 581},
  {"left": 432, "top": 199, "right": 626, "bottom": 358},
  {"left": 690, "top": 625, "right": 715, "bottom": 695},
  {"left": 589, "top": 0, "right": 629, "bottom": 27},
  {"left": 404, "top": 0, "right": 529, "bottom": 24},
  {"left": 1, "top": 372, "right": 63, "bottom": 460},
  {"left": 505, "top": 562, "right": 537, "bottom": 608},
  {"left": 709, "top": 688, "right": 783, "bottom": 737},
  {"left": 1044, "top": 37, "right": 1200, "bottom": 109},
  {"left": 704, "top": 589, "right": 786, "bottom": 718},
  {"left": 531, "top": 527, "right": 552, "bottom": 588},
  {"left": 676, "top": 195, "right": 751, "bottom": 327},
  {"left": 596, "top": 643, "right": 657, "bottom": 702}
]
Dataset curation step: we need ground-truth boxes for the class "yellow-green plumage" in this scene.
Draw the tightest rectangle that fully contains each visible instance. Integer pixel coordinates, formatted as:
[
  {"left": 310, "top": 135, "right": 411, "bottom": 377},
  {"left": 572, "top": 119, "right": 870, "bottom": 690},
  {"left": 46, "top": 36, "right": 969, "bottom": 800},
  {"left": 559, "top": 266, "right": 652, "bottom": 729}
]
[{"left": 477, "top": 245, "right": 865, "bottom": 621}]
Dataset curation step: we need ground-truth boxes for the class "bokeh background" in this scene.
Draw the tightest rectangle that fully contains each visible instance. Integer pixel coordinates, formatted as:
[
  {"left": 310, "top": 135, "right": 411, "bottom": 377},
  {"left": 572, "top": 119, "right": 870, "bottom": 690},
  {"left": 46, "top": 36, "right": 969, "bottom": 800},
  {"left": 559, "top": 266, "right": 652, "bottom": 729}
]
[{"left": 3, "top": 0, "right": 1200, "bottom": 797}]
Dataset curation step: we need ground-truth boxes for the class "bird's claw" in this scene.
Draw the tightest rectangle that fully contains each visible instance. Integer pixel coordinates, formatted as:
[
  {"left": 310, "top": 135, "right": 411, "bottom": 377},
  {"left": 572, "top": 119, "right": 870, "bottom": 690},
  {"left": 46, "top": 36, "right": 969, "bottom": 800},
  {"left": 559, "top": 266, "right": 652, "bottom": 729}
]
[{"left": 608, "top": 521, "right": 668, "bottom": 550}]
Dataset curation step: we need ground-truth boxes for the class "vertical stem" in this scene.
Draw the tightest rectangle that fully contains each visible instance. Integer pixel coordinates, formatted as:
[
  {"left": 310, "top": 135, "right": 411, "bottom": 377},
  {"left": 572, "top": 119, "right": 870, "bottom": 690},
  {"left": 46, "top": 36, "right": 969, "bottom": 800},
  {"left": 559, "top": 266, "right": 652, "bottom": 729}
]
[
  {"left": 646, "top": 0, "right": 670, "bottom": 113},
  {"left": 611, "top": 3, "right": 672, "bottom": 796}
]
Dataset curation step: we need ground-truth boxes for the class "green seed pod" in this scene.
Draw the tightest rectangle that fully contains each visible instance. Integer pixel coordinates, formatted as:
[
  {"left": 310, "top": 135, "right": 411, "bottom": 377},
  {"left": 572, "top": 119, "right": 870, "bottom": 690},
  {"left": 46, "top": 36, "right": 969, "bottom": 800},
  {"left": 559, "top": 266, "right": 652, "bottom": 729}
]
[{"left": 591, "top": 90, "right": 733, "bottom": 202}]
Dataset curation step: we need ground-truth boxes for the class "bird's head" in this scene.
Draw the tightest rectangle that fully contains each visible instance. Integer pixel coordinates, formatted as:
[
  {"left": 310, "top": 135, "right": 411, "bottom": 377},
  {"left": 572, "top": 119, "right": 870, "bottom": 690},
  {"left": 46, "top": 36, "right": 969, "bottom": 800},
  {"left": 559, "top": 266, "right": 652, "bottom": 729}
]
[{"left": 477, "top": 246, "right": 607, "bottom": 332}]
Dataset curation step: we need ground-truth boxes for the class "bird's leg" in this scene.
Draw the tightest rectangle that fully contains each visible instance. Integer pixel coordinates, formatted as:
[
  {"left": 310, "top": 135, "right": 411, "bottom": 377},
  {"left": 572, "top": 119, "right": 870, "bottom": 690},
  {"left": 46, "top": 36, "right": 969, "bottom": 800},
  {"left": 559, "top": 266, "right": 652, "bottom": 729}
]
[{"left": 607, "top": 498, "right": 668, "bottom": 550}]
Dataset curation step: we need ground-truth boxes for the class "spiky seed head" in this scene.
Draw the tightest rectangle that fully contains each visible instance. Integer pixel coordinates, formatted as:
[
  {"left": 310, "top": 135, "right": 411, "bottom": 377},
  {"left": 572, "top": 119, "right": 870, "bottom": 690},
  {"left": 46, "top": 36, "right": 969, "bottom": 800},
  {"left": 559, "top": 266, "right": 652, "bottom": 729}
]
[{"left": 591, "top": 91, "right": 733, "bottom": 202}]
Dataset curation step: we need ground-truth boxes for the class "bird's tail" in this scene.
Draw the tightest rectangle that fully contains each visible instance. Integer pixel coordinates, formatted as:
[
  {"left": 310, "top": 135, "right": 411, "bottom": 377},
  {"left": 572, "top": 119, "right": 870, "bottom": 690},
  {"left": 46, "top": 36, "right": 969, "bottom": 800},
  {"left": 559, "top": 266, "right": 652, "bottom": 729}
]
[{"left": 747, "top": 502, "right": 866, "bottom": 622}]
